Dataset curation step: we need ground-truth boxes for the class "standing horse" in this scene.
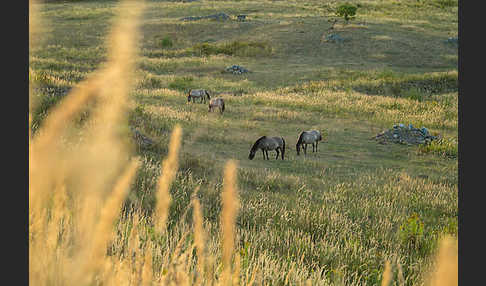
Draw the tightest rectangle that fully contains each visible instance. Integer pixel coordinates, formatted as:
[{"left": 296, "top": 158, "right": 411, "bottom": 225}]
[
  {"left": 296, "top": 130, "right": 322, "bottom": 155},
  {"left": 208, "top": 98, "right": 225, "bottom": 113},
  {"left": 188, "top": 89, "right": 211, "bottom": 103},
  {"left": 248, "top": 136, "right": 285, "bottom": 160}
]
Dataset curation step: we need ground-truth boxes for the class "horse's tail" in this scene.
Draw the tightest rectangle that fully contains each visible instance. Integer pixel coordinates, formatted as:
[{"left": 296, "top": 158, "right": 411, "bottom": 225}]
[
  {"left": 221, "top": 100, "right": 225, "bottom": 112},
  {"left": 281, "top": 137, "right": 286, "bottom": 160}
]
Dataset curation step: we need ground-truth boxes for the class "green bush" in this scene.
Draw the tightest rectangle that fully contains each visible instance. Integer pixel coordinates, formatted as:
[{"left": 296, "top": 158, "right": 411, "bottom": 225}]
[
  {"left": 399, "top": 213, "right": 424, "bottom": 249},
  {"left": 160, "top": 36, "right": 173, "bottom": 49},
  {"left": 336, "top": 3, "right": 358, "bottom": 23}
]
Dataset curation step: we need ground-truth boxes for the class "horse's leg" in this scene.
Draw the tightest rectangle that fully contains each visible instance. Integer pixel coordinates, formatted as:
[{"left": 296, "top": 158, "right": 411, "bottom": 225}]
[
  {"left": 266, "top": 150, "right": 269, "bottom": 160},
  {"left": 303, "top": 144, "right": 307, "bottom": 155},
  {"left": 275, "top": 149, "right": 279, "bottom": 160},
  {"left": 262, "top": 149, "right": 265, "bottom": 160},
  {"left": 316, "top": 141, "right": 318, "bottom": 152}
]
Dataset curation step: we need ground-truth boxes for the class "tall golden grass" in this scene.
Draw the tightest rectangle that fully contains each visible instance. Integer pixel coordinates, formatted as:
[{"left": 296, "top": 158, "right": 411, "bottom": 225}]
[
  {"left": 154, "top": 125, "right": 182, "bottom": 233},
  {"left": 29, "top": 0, "right": 457, "bottom": 285}
]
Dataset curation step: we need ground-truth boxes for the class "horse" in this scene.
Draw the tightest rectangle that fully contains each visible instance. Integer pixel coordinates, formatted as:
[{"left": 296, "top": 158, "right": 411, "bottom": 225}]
[
  {"left": 296, "top": 130, "right": 322, "bottom": 155},
  {"left": 188, "top": 89, "right": 211, "bottom": 103},
  {"left": 208, "top": 98, "right": 225, "bottom": 113},
  {"left": 248, "top": 136, "right": 285, "bottom": 160}
]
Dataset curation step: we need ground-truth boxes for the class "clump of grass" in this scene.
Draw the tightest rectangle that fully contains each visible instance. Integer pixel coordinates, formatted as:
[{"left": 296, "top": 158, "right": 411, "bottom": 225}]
[
  {"left": 399, "top": 213, "right": 425, "bottom": 250},
  {"left": 192, "top": 40, "right": 273, "bottom": 57},
  {"left": 432, "top": 0, "right": 458, "bottom": 8},
  {"left": 353, "top": 71, "right": 458, "bottom": 96},
  {"left": 139, "top": 74, "right": 163, "bottom": 89},
  {"left": 168, "top": 76, "right": 194, "bottom": 91},
  {"left": 403, "top": 87, "right": 425, "bottom": 102},
  {"left": 160, "top": 36, "right": 173, "bottom": 49},
  {"left": 418, "top": 137, "right": 458, "bottom": 158}
]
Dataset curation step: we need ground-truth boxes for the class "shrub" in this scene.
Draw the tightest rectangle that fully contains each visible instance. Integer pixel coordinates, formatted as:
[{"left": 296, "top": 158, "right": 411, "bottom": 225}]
[
  {"left": 399, "top": 213, "right": 424, "bottom": 250},
  {"left": 160, "top": 36, "right": 173, "bottom": 49},
  {"left": 336, "top": 3, "right": 358, "bottom": 23}
]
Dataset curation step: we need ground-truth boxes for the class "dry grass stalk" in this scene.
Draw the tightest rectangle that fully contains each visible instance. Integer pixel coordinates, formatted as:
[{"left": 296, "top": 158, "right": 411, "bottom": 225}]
[
  {"left": 381, "top": 260, "right": 392, "bottom": 286},
  {"left": 76, "top": 159, "right": 141, "bottom": 284},
  {"left": 141, "top": 244, "right": 154, "bottom": 286},
  {"left": 220, "top": 160, "right": 239, "bottom": 285},
  {"left": 154, "top": 125, "right": 182, "bottom": 233},
  {"left": 192, "top": 195, "right": 207, "bottom": 285},
  {"left": 29, "top": 1, "right": 145, "bottom": 285},
  {"left": 426, "top": 235, "right": 458, "bottom": 286}
]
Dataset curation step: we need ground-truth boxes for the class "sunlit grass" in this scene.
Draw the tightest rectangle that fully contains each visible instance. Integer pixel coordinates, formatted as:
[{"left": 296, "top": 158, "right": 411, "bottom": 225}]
[{"left": 30, "top": 0, "right": 458, "bottom": 285}]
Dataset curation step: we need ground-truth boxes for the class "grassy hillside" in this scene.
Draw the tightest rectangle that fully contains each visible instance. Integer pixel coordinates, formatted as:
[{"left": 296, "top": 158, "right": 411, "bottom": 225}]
[{"left": 29, "top": 0, "right": 458, "bottom": 285}]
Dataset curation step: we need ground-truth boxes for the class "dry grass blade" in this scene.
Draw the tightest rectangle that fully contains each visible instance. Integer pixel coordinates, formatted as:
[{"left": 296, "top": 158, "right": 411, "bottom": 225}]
[
  {"left": 192, "top": 194, "right": 206, "bottom": 285},
  {"left": 220, "top": 160, "right": 239, "bottom": 286},
  {"left": 381, "top": 260, "right": 392, "bottom": 286},
  {"left": 427, "top": 235, "right": 458, "bottom": 286},
  {"left": 76, "top": 158, "right": 141, "bottom": 284},
  {"left": 154, "top": 125, "right": 182, "bottom": 233}
]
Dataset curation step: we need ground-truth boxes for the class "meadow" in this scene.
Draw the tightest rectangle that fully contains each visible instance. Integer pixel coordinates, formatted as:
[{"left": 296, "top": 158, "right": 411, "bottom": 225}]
[{"left": 29, "top": 0, "right": 458, "bottom": 285}]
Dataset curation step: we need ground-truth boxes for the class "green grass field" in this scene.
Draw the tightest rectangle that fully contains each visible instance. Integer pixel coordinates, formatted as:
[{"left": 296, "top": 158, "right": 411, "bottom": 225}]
[{"left": 30, "top": 0, "right": 458, "bottom": 284}]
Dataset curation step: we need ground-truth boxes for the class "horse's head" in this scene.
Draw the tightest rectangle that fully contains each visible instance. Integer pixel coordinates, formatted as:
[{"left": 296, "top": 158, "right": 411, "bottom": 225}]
[
  {"left": 248, "top": 150, "right": 256, "bottom": 160},
  {"left": 205, "top": 90, "right": 211, "bottom": 100}
]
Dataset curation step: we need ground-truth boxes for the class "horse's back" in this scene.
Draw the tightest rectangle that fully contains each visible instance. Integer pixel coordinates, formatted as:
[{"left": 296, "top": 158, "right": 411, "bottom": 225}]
[
  {"left": 301, "top": 130, "right": 320, "bottom": 143},
  {"left": 190, "top": 89, "right": 205, "bottom": 97},
  {"left": 210, "top": 97, "right": 224, "bottom": 105},
  {"left": 269, "top": 136, "right": 284, "bottom": 147}
]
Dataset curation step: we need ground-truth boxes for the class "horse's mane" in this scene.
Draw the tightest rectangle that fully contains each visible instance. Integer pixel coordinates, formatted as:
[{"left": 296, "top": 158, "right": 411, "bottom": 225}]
[
  {"left": 251, "top": 136, "right": 267, "bottom": 152},
  {"left": 296, "top": 131, "right": 305, "bottom": 145}
]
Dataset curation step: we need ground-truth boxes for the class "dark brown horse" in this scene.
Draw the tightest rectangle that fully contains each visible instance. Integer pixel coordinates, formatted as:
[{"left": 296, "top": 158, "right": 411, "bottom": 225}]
[{"left": 248, "top": 136, "right": 285, "bottom": 160}]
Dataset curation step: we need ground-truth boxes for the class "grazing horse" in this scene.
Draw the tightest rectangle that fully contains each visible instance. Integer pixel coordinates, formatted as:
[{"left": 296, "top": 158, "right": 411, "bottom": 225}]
[
  {"left": 248, "top": 136, "right": 285, "bottom": 160},
  {"left": 188, "top": 89, "right": 211, "bottom": 103},
  {"left": 296, "top": 130, "right": 322, "bottom": 155},
  {"left": 208, "top": 97, "right": 225, "bottom": 113}
]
